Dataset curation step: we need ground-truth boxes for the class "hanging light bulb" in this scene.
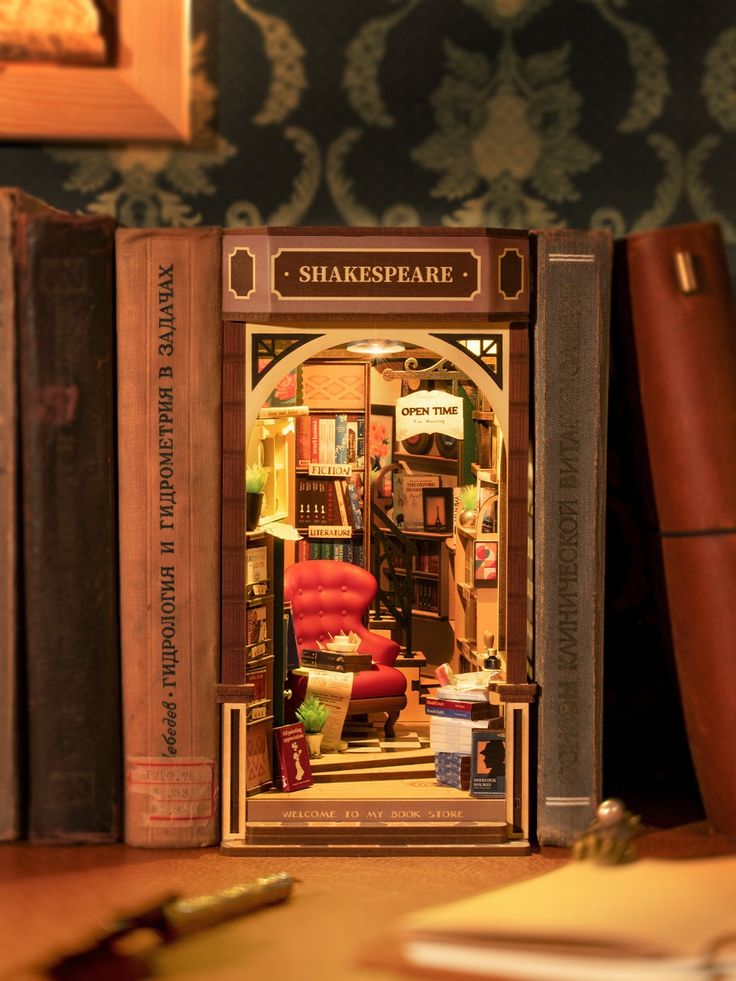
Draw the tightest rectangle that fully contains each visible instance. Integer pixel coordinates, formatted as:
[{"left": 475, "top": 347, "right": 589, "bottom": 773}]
[{"left": 345, "top": 338, "right": 406, "bottom": 356}]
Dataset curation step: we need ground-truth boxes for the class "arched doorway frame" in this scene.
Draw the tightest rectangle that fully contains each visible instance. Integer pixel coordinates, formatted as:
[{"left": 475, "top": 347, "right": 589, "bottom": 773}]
[{"left": 240, "top": 319, "right": 529, "bottom": 687}]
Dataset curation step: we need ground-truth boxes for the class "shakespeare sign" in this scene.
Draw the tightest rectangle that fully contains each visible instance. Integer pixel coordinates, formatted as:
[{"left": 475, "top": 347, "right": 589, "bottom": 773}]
[{"left": 395, "top": 389, "right": 464, "bottom": 441}]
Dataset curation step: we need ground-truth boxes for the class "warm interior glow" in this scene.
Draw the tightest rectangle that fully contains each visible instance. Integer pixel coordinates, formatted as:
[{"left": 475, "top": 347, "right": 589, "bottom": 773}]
[{"left": 345, "top": 338, "right": 406, "bottom": 356}]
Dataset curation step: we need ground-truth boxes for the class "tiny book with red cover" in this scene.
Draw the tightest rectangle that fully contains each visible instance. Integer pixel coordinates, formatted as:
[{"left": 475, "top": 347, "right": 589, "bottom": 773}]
[
  {"left": 273, "top": 723, "right": 313, "bottom": 792},
  {"left": 424, "top": 697, "right": 496, "bottom": 720}
]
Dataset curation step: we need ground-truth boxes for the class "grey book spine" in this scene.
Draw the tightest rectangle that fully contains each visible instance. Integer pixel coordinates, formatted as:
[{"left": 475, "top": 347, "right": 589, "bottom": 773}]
[{"left": 533, "top": 228, "right": 612, "bottom": 846}]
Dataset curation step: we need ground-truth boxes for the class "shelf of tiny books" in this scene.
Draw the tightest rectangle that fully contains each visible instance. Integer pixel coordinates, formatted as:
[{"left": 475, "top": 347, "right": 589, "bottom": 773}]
[
  {"left": 244, "top": 596, "right": 276, "bottom": 798},
  {"left": 294, "top": 467, "right": 366, "bottom": 567},
  {"left": 243, "top": 533, "right": 277, "bottom": 797},
  {"left": 451, "top": 487, "right": 500, "bottom": 674},
  {"left": 388, "top": 530, "right": 451, "bottom": 619}
]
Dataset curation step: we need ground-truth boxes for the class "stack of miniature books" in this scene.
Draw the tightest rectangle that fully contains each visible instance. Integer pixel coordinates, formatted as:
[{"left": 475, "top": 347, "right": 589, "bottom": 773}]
[{"left": 426, "top": 683, "right": 498, "bottom": 787}]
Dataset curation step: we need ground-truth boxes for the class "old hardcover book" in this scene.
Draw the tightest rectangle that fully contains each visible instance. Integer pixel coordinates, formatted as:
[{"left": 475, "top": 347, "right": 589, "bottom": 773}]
[
  {"left": 300, "top": 648, "right": 373, "bottom": 672},
  {"left": 116, "top": 227, "right": 221, "bottom": 847},
  {"left": 273, "top": 723, "right": 313, "bottom": 792},
  {"left": 393, "top": 856, "right": 736, "bottom": 980},
  {"left": 424, "top": 696, "right": 495, "bottom": 720},
  {"left": 0, "top": 189, "right": 71, "bottom": 841},
  {"left": 17, "top": 208, "right": 120, "bottom": 842},
  {"left": 533, "top": 228, "right": 612, "bottom": 845},
  {"left": 618, "top": 222, "right": 736, "bottom": 835},
  {"left": 0, "top": 189, "right": 51, "bottom": 841}
]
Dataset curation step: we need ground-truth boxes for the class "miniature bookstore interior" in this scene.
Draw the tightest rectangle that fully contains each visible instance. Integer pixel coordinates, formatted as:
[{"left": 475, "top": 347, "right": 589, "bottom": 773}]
[{"left": 221, "top": 318, "right": 536, "bottom": 855}]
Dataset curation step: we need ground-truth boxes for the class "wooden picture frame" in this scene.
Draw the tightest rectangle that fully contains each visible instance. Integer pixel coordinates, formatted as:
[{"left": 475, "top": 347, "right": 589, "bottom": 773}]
[
  {"left": 474, "top": 539, "right": 499, "bottom": 585},
  {"left": 0, "top": 0, "right": 190, "bottom": 142},
  {"left": 422, "top": 487, "right": 453, "bottom": 533}
]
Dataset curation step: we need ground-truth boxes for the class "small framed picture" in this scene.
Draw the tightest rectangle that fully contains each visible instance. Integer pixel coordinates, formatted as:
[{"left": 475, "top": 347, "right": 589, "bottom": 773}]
[
  {"left": 474, "top": 540, "right": 498, "bottom": 584},
  {"left": 422, "top": 487, "right": 453, "bottom": 532}
]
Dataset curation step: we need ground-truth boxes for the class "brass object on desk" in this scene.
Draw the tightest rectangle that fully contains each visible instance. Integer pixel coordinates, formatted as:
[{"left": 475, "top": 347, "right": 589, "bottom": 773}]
[
  {"left": 45, "top": 872, "right": 295, "bottom": 978},
  {"left": 572, "top": 798, "right": 640, "bottom": 865}
]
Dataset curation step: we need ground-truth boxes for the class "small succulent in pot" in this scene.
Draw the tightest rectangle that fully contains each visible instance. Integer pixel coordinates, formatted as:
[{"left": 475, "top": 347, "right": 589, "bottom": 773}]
[
  {"left": 245, "top": 462, "right": 269, "bottom": 494},
  {"left": 245, "top": 463, "right": 269, "bottom": 530},
  {"left": 296, "top": 694, "right": 329, "bottom": 733}
]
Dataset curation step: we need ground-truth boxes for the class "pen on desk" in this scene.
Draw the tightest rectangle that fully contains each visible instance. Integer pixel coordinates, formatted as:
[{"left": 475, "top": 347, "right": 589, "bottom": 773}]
[{"left": 45, "top": 872, "right": 295, "bottom": 980}]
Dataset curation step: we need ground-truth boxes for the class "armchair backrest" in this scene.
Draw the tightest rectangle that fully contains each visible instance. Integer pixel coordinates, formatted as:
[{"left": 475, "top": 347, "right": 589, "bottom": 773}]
[{"left": 284, "top": 559, "right": 388, "bottom": 660}]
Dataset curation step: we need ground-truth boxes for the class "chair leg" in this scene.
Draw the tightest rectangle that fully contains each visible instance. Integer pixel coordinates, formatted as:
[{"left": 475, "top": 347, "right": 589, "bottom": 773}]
[{"left": 384, "top": 709, "right": 400, "bottom": 739}]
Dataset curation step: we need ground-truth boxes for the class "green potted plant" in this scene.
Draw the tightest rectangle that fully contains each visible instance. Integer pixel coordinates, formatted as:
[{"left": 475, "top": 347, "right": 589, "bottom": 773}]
[
  {"left": 296, "top": 694, "right": 330, "bottom": 758},
  {"left": 245, "top": 462, "right": 269, "bottom": 531},
  {"left": 457, "top": 484, "right": 478, "bottom": 530}
]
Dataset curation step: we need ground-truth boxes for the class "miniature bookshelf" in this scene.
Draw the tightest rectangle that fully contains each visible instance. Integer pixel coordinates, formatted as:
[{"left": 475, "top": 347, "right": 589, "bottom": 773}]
[
  {"left": 384, "top": 529, "right": 451, "bottom": 619},
  {"left": 453, "top": 491, "right": 502, "bottom": 674},
  {"left": 294, "top": 359, "right": 370, "bottom": 569},
  {"left": 243, "top": 531, "right": 276, "bottom": 795}
]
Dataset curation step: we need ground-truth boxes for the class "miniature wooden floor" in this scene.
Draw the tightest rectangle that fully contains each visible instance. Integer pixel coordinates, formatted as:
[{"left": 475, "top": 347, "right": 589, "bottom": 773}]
[
  {"left": 310, "top": 719, "right": 434, "bottom": 783},
  {"left": 238, "top": 718, "right": 513, "bottom": 853}
]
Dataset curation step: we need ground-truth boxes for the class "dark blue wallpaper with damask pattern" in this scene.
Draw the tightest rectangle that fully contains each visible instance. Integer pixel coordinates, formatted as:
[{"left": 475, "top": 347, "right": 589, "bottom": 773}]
[{"left": 0, "top": 0, "right": 734, "bottom": 251}]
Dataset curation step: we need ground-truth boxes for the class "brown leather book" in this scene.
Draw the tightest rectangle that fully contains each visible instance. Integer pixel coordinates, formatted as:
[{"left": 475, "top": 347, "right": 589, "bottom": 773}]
[
  {"left": 618, "top": 222, "right": 736, "bottom": 836},
  {"left": 16, "top": 207, "right": 120, "bottom": 842},
  {"left": 116, "top": 228, "right": 222, "bottom": 847}
]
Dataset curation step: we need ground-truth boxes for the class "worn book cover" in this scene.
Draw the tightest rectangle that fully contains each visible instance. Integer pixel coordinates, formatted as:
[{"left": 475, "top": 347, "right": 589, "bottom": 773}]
[
  {"left": 533, "top": 228, "right": 612, "bottom": 846},
  {"left": 116, "top": 227, "right": 221, "bottom": 847},
  {"left": 18, "top": 209, "right": 120, "bottom": 842},
  {"left": 617, "top": 222, "right": 736, "bottom": 835}
]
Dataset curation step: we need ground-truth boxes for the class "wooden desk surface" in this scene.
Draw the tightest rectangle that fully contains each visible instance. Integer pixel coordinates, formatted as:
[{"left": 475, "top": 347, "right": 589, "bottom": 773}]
[{"left": 1, "top": 821, "right": 734, "bottom": 980}]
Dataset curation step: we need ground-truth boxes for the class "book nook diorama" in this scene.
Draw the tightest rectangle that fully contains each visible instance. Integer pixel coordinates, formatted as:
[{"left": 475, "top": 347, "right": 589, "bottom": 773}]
[{"left": 217, "top": 227, "right": 606, "bottom": 855}]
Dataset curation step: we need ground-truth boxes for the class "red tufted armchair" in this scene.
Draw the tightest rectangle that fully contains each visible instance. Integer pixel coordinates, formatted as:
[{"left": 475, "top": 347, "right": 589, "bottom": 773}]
[{"left": 283, "top": 559, "right": 407, "bottom": 737}]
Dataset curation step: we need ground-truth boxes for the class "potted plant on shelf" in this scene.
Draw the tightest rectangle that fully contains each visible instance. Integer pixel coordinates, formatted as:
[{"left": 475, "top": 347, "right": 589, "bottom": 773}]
[
  {"left": 245, "top": 462, "right": 269, "bottom": 531},
  {"left": 457, "top": 484, "right": 478, "bottom": 531},
  {"left": 296, "top": 695, "right": 330, "bottom": 759}
]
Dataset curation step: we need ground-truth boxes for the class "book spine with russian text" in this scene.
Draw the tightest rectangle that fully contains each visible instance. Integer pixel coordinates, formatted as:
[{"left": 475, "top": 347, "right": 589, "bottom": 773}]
[
  {"left": 116, "top": 227, "right": 221, "bottom": 847},
  {"left": 533, "top": 228, "right": 612, "bottom": 846}
]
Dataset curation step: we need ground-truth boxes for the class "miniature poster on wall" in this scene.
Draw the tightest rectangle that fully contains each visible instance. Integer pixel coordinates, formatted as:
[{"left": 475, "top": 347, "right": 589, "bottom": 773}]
[
  {"left": 422, "top": 487, "right": 453, "bottom": 533},
  {"left": 273, "top": 722, "right": 313, "bottom": 792},
  {"left": 470, "top": 731, "right": 506, "bottom": 798},
  {"left": 246, "top": 544, "right": 268, "bottom": 585},
  {"left": 259, "top": 359, "right": 298, "bottom": 407},
  {"left": 370, "top": 405, "right": 394, "bottom": 499},
  {"left": 474, "top": 540, "right": 498, "bottom": 584},
  {"left": 395, "top": 473, "right": 440, "bottom": 530},
  {"left": 246, "top": 606, "right": 268, "bottom": 645}
]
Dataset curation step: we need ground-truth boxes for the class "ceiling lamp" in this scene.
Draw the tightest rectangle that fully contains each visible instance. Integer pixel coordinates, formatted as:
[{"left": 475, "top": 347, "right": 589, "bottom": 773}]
[{"left": 346, "top": 339, "right": 406, "bottom": 356}]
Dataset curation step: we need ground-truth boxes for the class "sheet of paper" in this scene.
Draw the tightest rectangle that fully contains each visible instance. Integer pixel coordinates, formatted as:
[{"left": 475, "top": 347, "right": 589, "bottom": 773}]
[{"left": 305, "top": 669, "right": 353, "bottom": 751}]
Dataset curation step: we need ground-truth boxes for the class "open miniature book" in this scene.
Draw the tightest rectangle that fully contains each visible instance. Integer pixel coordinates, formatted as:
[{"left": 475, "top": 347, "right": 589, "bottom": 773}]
[{"left": 397, "top": 856, "right": 736, "bottom": 980}]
